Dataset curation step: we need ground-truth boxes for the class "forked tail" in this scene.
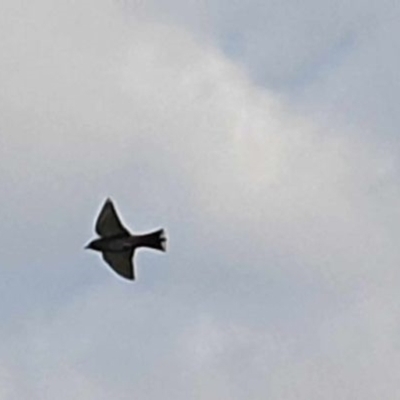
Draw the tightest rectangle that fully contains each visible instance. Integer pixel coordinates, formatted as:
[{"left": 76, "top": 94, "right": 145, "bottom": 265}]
[{"left": 140, "top": 229, "right": 167, "bottom": 252}]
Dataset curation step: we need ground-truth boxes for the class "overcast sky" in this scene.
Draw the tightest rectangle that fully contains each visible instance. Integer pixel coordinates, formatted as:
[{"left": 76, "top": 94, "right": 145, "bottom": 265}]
[{"left": 1, "top": 0, "right": 400, "bottom": 398}]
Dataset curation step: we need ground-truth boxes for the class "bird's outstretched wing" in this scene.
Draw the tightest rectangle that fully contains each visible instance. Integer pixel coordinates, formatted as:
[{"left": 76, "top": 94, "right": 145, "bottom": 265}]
[
  {"left": 103, "top": 250, "right": 135, "bottom": 280},
  {"left": 95, "top": 198, "right": 130, "bottom": 237}
]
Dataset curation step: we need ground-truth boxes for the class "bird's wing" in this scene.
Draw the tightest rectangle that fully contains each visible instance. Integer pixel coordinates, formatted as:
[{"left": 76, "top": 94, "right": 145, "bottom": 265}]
[
  {"left": 95, "top": 198, "right": 130, "bottom": 237},
  {"left": 102, "top": 250, "right": 135, "bottom": 280}
]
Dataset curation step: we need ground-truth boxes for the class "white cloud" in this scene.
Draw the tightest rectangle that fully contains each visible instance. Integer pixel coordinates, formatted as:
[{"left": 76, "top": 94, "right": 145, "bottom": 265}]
[{"left": 0, "top": 0, "right": 399, "bottom": 399}]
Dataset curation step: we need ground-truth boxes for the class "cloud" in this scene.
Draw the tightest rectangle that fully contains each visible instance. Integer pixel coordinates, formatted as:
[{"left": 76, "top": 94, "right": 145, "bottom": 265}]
[
  {"left": 123, "top": 0, "right": 392, "bottom": 87},
  {"left": 0, "top": 0, "right": 399, "bottom": 399}
]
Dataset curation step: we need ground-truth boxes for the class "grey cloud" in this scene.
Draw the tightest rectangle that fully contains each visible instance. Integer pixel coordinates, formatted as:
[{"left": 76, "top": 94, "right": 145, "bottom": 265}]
[
  {"left": 123, "top": 0, "right": 400, "bottom": 143},
  {"left": 124, "top": 0, "right": 387, "bottom": 87},
  {"left": 0, "top": 0, "right": 399, "bottom": 399}
]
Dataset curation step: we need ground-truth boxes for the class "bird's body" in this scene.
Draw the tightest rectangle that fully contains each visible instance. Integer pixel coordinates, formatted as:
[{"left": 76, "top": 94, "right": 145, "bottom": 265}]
[
  {"left": 88, "top": 235, "right": 143, "bottom": 253},
  {"left": 85, "top": 198, "right": 166, "bottom": 280}
]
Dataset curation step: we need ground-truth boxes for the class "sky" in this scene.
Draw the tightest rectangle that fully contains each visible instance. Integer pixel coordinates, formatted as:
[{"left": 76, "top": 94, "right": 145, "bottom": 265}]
[{"left": 0, "top": 0, "right": 400, "bottom": 398}]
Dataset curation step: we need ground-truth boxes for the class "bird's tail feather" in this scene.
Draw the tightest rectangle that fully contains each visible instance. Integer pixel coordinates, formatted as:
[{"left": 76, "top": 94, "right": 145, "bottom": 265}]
[{"left": 140, "top": 229, "right": 167, "bottom": 252}]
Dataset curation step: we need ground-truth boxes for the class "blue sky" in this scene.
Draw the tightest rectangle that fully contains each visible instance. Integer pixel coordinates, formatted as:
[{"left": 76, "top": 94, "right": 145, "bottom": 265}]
[{"left": 0, "top": 0, "right": 400, "bottom": 398}]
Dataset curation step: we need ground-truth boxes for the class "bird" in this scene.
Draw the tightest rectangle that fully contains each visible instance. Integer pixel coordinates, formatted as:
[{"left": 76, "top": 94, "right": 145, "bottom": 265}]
[{"left": 85, "top": 198, "right": 166, "bottom": 280}]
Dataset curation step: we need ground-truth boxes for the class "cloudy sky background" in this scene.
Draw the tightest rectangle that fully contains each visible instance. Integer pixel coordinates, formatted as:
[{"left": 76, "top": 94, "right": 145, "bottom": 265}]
[{"left": 1, "top": 0, "right": 400, "bottom": 398}]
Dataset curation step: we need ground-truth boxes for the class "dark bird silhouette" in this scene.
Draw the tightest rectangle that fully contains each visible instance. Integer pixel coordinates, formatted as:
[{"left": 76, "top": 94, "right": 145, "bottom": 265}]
[{"left": 85, "top": 198, "right": 166, "bottom": 280}]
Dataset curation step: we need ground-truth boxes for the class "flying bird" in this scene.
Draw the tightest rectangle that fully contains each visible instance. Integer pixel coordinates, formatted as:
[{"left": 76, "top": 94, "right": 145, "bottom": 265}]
[{"left": 85, "top": 198, "right": 166, "bottom": 280}]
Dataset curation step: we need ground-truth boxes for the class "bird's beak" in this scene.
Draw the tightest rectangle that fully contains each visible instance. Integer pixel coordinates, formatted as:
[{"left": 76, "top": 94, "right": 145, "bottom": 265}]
[{"left": 84, "top": 243, "right": 90, "bottom": 250}]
